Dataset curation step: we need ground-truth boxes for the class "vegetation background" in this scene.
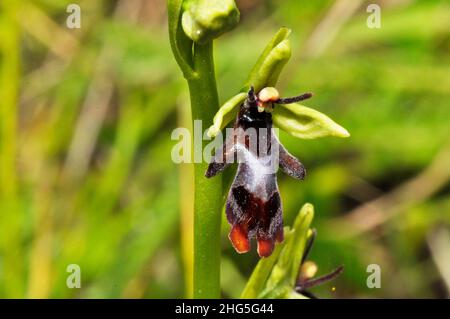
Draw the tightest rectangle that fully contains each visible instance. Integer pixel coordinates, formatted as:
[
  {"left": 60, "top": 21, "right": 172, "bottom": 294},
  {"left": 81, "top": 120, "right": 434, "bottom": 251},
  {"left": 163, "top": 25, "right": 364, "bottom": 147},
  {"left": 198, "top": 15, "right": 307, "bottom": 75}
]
[{"left": 0, "top": 0, "right": 449, "bottom": 298}]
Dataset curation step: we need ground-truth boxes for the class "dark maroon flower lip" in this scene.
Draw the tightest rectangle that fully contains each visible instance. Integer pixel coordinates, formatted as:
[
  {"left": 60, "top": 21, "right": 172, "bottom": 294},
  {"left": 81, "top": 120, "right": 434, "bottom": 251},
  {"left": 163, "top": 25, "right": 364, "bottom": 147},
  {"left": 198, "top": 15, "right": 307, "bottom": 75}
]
[{"left": 206, "top": 86, "right": 308, "bottom": 257}]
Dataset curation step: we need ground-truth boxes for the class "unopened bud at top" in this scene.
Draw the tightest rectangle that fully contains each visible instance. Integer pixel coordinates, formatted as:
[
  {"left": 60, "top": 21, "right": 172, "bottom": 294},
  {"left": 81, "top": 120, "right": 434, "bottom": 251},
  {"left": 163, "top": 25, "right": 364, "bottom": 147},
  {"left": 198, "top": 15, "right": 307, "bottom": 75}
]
[{"left": 182, "top": 0, "right": 240, "bottom": 44}]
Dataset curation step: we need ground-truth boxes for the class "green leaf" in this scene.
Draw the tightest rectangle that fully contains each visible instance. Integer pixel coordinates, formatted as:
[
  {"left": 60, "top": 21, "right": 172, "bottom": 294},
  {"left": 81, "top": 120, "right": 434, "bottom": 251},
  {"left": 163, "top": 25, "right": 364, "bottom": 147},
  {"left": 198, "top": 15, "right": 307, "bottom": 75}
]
[
  {"left": 240, "top": 230, "right": 290, "bottom": 299},
  {"left": 241, "top": 204, "right": 314, "bottom": 299},
  {"left": 286, "top": 203, "right": 315, "bottom": 286},
  {"left": 260, "top": 203, "right": 314, "bottom": 298},
  {"left": 206, "top": 92, "right": 246, "bottom": 137},
  {"left": 182, "top": 0, "right": 240, "bottom": 44},
  {"left": 244, "top": 27, "right": 292, "bottom": 92},
  {"left": 272, "top": 103, "right": 350, "bottom": 139}
]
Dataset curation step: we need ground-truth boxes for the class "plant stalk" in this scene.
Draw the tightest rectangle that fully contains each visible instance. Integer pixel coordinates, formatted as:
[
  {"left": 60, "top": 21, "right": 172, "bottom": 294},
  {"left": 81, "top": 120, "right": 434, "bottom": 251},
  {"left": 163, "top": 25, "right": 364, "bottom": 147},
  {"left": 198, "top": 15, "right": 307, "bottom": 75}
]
[{"left": 187, "top": 42, "right": 223, "bottom": 298}]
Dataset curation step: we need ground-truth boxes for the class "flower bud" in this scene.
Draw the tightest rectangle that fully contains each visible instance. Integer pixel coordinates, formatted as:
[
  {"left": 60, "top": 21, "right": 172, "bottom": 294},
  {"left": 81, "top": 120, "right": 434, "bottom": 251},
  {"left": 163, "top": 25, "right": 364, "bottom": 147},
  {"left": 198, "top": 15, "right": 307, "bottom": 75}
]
[
  {"left": 182, "top": 0, "right": 240, "bottom": 44},
  {"left": 298, "top": 261, "right": 318, "bottom": 282}
]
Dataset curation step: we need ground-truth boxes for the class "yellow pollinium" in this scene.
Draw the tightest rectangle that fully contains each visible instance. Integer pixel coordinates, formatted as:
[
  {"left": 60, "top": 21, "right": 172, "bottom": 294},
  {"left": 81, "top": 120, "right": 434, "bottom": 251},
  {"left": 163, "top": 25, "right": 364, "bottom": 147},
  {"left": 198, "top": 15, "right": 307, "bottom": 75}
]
[
  {"left": 257, "top": 87, "right": 279, "bottom": 112},
  {"left": 258, "top": 87, "right": 280, "bottom": 102}
]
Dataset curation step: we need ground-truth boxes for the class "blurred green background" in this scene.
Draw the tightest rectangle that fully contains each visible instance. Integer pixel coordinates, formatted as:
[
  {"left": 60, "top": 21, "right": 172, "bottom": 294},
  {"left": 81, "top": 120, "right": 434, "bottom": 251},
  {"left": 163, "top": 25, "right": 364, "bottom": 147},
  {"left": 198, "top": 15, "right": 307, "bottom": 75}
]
[{"left": 0, "top": 0, "right": 449, "bottom": 298}]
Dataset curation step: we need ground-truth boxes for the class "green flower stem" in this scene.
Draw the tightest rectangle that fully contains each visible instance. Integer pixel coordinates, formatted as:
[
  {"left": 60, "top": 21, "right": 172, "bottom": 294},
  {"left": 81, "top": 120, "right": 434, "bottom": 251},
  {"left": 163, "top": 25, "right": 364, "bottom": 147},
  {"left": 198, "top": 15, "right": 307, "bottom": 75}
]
[
  {"left": 169, "top": 0, "right": 239, "bottom": 298},
  {"left": 187, "top": 42, "right": 223, "bottom": 298}
]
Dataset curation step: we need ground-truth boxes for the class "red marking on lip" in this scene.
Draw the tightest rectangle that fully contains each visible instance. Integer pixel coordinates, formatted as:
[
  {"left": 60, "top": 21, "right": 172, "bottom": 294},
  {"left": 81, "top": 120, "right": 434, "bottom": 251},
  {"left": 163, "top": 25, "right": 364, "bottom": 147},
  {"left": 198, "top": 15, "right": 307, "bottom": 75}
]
[
  {"left": 229, "top": 224, "right": 250, "bottom": 254},
  {"left": 257, "top": 237, "right": 275, "bottom": 258}
]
